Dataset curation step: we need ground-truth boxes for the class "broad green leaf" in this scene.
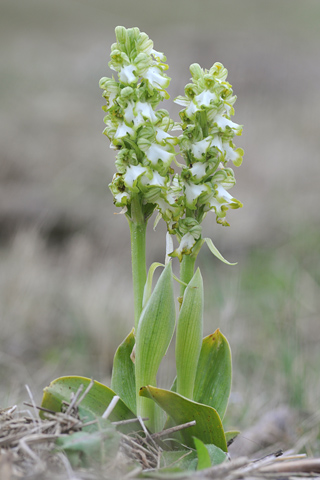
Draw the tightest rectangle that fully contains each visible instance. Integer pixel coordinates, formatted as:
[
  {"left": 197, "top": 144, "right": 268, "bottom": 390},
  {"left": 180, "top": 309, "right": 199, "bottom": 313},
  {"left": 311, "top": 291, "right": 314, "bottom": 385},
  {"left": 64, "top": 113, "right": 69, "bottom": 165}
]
[
  {"left": 204, "top": 238, "right": 237, "bottom": 265},
  {"left": 111, "top": 329, "right": 136, "bottom": 414},
  {"left": 176, "top": 268, "right": 203, "bottom": 399},
  {"left": 157, "top": 443, "right": 227, "bottom": 475},
  {"left": 160, "top": 450, "right": 198, "bottom": 472},
  {"left": 193, "top": 437, "right": 212, "bottom": 470},
  {"left": 193, "top": 330, "right": 232, "bottom": 420},
  {"left": 201, "top": 442, "right": 227, "bottom": 467},
  {"left": 135, "top": 263, "right": 176, "bottom": 431},
  {"left": 41, "top": 376, "right": 136, "bottom": 433},
  {"left": 55, "top": 418, "right": 120, "bottom": 467},
  {"left": 142, "top": 262, "right": 164, "bottom": 308},
  {"left": 139, "top": 386, "right": 227, "bottom": 451}
]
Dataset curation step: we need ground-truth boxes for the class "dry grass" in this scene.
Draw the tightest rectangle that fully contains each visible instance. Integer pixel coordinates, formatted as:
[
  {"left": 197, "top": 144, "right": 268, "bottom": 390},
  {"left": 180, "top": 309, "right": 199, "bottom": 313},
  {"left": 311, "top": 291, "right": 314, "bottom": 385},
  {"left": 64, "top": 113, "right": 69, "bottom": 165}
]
[{"left": 1, "top": 398, "right": 320, "bottom": 480}]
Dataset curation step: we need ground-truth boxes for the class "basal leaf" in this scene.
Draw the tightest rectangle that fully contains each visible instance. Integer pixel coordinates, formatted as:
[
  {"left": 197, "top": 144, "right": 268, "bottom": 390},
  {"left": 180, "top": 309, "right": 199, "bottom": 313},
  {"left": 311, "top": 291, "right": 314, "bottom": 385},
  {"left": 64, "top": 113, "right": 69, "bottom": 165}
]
[
  {"left": 193, "top": 437, "right": 212, "bottom": 470},
  {"left": 111, "top": 329, "right": 136, "bottom": 414},
  {"left": 193, "top": 330, "right": 232, "bottom": 420},
  {"left": 41, "top": 376, "right": 136, "bottom": 433},
  {"left": 175, "top": 268, "right": 203, "bottom": 400},
  {"left": 160, "top": 450, "right": 197, "bottom": 472},
  {"left": 135, "top": 263, "right": 176, "bottom": 431},
  {"left": 139, "top": 385, "right": 227, "bottom": 451},
  {"left": 203, "top": 442, "right": 227, "bottom": 466},
  {"left": 55, "top": 418, "right": 120, "bottom": 467}
]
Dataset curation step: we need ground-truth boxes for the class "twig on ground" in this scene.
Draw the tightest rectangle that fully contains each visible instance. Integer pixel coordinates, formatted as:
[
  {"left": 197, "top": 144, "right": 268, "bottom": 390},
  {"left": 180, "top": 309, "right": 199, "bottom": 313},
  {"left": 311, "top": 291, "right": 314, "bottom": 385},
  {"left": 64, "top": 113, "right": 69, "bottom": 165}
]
[{"left": 151, "top": 420, "right": 196, "bottom": 439}]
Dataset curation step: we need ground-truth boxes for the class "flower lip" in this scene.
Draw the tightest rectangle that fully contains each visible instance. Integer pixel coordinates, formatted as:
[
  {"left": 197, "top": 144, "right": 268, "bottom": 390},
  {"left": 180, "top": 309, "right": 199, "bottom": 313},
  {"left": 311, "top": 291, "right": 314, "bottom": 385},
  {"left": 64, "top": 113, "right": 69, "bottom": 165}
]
[
  {"left": 146, "top": 144, "right": 174, "bottom": 167},
  {"left": 114, "top": 123, "right": 135, "bottom": 139},
  {"left": 184, "top": 183, "right": 207, "bottom": 208},
  {"left": 123, "top": 164, "right": 147, "bottom": 188},
  {"left": 119, "top": 64, "right": 137, "bottom": 84},
  {"left": 140, "top": 170, "right": 166, "bottom": 187},
  {"left": 189, "top": 162, "right": 208, "bottom": 180},
  {"left": 144, "top": 66, "right": 170, "bottom": 89},
  {"left": 191, "top": 138, "right": 212, "bottom": 160},
  {"left": 195, "top": 90, "right": 218, "bottom": 107}
]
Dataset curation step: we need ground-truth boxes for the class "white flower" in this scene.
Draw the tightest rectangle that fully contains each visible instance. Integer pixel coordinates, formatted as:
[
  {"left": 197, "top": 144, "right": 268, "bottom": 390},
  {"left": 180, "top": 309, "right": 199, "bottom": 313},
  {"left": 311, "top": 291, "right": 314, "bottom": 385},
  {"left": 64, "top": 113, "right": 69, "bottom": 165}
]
[
  {"left": 140, "top": 170, "right": 165, "bottom": 187},
  {"left": 119, "top": 64, "right": 137, "bottom": 84},
  {"left": 136, "top": 101, "right": 157, "bottom": 123},
  {"left": 114, "top": 123, "right": 134, "bottom": 139},
  {"left": 165, "top": 232, "right": 174, "bottom": 265},
  {"left": 210, "top": 135, "right": 223, "bottom": 151},
  {"left": 191, "top": 137, "right": 212, "bottom": 159},
  {"left": 154, "top": 196, "right": 170, "bottom": 214},
  {"left": 124, "top": 101, "right": 157, "bottom": 126},
  {"left": 151, "top": 48, "right": 166, "bottom": 62},
  {"left": 223, "top": 142, "right": 241, "bottom": 163},
  {"left": 155, "top": 128, "right": 176, "bottom": 145},
  {"left": 208, "top": 197, "right": 226, "bottom": 217},
  {"left": 174, "top": 232, "right": 196, "bottom": 258},
  {"left": 195, "top": 90, "right": 217, "bottom": 107},
  {"left": 185, "top": 182, "right": 207, "bottom": 207},
  {"left": 189, "top": 162, "right": 208, "bottom": 180},
  {"left": 215, "top": 184, "right": 234, "bottom": 202},
  {"left": 123, "top": 165, "right": 147, "bottom": 188},
  {"left": 114, "top": 191, "right": 130, "bottom": 204},
  {"left": 144, "top": 66, "right": 170, "bottom": 89},
  {"left": 214, "top": 114, "right": 242, "bottom": 134},
  {"left": 185, "top": 100, "right": 198, "bottom": 118},
  {"left": 207, "top": 183, "right": 240, "bottom": 217},
  {"left": 123, "top": 101, "right": 136, "bottom": 124},
  {"left": 146, "top": 144, "right": 174, "bottom": 167}
]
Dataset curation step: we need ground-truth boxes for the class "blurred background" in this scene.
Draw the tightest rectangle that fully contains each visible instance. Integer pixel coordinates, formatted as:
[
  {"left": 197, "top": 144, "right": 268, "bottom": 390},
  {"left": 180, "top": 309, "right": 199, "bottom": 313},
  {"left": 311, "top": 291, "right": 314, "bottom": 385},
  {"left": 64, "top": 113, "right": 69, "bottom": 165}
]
[{"left": 1, "top": 0, "right": 320, "bottom": 440}]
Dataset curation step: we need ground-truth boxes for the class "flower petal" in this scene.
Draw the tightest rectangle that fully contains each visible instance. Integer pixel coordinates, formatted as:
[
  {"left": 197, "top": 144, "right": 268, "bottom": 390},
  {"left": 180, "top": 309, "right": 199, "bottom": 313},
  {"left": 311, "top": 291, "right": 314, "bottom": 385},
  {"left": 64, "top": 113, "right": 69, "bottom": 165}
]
[
  {"left": 123, "top": 165, "right": 147, "bottom": 188},
  {"left": 144, "top": 66, "right": 170, "bottom": 89},
  {"left": 114, "top": 123, "right": 135, "bottom": 139},
  {"left": 195, "top": 90, "right": 217, "bottom": 107},
  {"left": 214, "top": 115, "right": 242, "bottom": 134},
  {"left": 146, "top": 144, "right": 174, "bottom": 167},
  {"left": 119, "top": 64, "right": 137, "bottom": 84},
  {"left": 185, "top": 183, "right": 207, "bottom": 208},
  {"left": 189, "top": 162, "right": 208, "bottom": 180},
  {"left": 140, "top": 170, "right": 165, "bottom": 187},
  {"left": 191, "top": 138, "right": 212, "bottom": 159}
]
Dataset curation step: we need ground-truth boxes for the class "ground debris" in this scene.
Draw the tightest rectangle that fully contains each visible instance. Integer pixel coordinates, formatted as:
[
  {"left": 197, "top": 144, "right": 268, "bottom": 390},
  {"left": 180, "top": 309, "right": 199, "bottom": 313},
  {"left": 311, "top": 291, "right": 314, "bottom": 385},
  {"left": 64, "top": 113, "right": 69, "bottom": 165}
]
[{"left": 1, "top": 403, "right": 320, "bottom": 480}]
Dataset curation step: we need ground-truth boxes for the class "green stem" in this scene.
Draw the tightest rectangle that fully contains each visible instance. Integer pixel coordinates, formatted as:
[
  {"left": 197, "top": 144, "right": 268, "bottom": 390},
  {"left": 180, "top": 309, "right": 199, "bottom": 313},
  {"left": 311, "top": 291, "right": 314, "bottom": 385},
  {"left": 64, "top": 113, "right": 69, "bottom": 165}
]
[
  {"left": 179, "top": 254, "right": 197, "bottom": 297},
  {"left": 128, "top": 196, "right": 147, "bottom": 331}
]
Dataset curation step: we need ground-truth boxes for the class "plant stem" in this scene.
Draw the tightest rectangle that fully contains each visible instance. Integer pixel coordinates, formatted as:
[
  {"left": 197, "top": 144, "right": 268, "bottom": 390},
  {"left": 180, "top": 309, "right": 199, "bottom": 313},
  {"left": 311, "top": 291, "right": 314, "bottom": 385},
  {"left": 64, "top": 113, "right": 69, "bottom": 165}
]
[
  {"left": 128, "top": 196, "right": 147, "bottom": 331},
  {"left": 179, "top": 254, "right": 197, "bottom": 296}
]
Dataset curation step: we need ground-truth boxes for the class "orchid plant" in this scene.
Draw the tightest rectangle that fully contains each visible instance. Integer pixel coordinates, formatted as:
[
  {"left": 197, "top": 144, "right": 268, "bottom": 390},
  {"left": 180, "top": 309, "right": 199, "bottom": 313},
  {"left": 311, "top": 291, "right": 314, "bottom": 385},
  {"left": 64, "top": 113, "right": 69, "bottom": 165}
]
[{"left": 41, "top": 27, "right": 244, "bottom": 470}]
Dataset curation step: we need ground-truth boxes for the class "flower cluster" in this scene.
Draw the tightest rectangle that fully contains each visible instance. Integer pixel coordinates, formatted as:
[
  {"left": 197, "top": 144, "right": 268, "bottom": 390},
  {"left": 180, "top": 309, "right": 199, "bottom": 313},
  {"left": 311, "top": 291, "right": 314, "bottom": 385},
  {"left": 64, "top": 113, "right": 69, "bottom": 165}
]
[
  {"left": 101, "top": 28, "right": 243, "bottom": 261},
  {"left": 99, "top": 26, "right": 178, "bottom": 221},
  {"left": 166, "top": 63, "right": 243, "bottom": 259}
]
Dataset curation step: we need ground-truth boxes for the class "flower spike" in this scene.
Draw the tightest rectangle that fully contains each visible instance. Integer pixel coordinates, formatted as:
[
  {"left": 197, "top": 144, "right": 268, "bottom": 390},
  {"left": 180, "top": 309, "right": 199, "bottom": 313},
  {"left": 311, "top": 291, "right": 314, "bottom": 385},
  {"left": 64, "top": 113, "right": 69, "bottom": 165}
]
[{"left": 100, "top": 27, "right": 175, "bottom": 221}]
